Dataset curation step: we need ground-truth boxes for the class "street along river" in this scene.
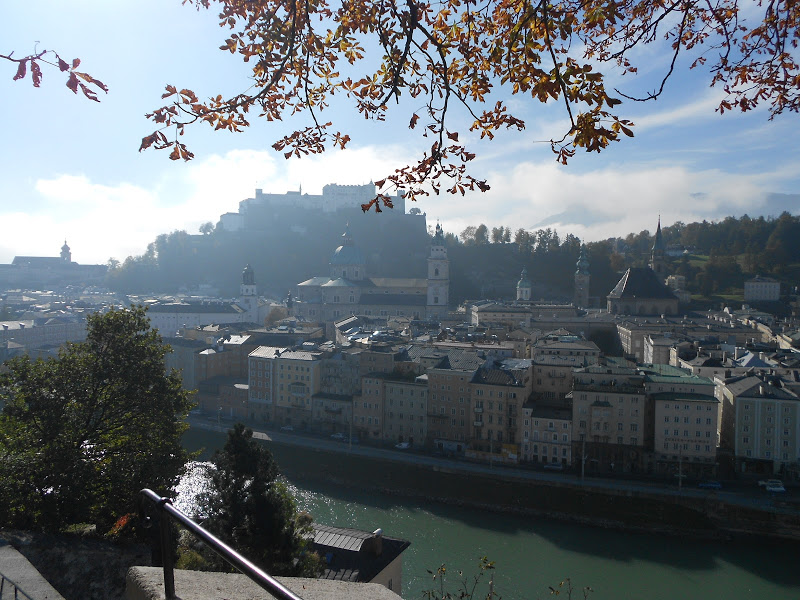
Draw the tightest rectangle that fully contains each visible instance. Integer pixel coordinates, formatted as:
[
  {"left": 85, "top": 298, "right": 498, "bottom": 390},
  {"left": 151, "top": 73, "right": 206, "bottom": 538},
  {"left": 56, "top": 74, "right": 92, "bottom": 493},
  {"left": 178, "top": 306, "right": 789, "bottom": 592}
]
[{"left": 182, "top": 426, "right": 800, "bottom": 600}]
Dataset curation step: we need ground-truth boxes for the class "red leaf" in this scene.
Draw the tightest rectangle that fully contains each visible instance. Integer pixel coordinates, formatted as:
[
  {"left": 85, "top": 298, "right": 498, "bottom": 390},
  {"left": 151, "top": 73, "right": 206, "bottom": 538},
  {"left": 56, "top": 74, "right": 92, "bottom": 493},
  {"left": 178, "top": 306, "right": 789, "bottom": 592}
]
[
  {"left": 66, "top": 72, "right": 78, "bottom": 94},
  {"left": 446, "top": 131, "right": 459, "bottom": 141},
  {"left": 13, "top": 60, "right": 26, "bottom": 81},
  {"left": 79, "top": 83, "right": 100, "bottom": 102},
  {"left": 31, "top": 61, "right": 42, "bottom": 87},
  {"left": 139, "top": 134, "right": 157, "bottom": 152},
  {"left": 72, "top": 58, "right": 81, "bottom": 69},
  {"left": 169, "top": 146, "right": 181, "bottom": 160},
  {"left": 57, "top": 58, "right": 70, "bottom": 72},
  {"left": 409, "top": 113, "right": 419, "bottom": 129}
]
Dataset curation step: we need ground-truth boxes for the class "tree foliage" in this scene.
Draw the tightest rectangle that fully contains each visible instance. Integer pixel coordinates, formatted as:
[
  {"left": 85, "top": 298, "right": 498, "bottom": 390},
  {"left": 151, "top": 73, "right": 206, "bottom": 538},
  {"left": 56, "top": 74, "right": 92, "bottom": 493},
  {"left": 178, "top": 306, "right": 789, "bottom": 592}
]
[
  {"left": 0, "top": 306, "right": 193, "bottom": 532},
  {"left": 137, "top": 0, "right": 799, "bottom": 206},
  {"left": 198, "top": 424, "right": 322, "bottom": 577},
  {"left": 3, "top": 48, "right": 107, "bottom": 101}
]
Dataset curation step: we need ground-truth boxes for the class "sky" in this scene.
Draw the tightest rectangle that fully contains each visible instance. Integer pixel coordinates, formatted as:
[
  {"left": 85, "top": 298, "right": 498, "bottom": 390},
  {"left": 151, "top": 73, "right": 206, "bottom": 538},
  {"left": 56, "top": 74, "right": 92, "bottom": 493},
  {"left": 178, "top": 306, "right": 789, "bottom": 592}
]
[{"left": 2, "top": 1, "right": 799, "bottom": 266}]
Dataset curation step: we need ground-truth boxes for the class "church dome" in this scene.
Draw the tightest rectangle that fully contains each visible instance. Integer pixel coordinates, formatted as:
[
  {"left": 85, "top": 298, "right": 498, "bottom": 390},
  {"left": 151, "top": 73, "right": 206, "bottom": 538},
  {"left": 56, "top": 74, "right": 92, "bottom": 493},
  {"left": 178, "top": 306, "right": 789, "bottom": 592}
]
[
  {"left": 517, "top": 267, "right": 531, "bottom": 289},
  {"left": 330, "top": 224, "right": 365, "bottom": 266}
]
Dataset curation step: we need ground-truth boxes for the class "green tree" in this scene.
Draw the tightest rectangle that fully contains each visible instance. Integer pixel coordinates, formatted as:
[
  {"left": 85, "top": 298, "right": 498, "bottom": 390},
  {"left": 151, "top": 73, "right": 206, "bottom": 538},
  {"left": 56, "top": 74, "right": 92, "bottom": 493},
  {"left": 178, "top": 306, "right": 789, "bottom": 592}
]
[
  {"left": 199, "top": 424, "right": 322, "bottom": 577},
  {"left": 0, "top": 306, "right": 193, "bottom": 531}
]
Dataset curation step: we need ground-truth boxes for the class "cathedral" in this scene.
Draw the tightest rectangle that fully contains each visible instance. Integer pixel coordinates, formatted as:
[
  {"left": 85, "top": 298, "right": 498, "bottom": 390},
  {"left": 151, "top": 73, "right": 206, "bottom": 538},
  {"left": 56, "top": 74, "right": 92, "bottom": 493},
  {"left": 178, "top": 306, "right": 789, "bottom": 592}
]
[
  {"left": 290, "top": 223, "right": 449, "bottom": 322},
  {"left": 606, "top": 218, "right": 679, "bottom": 316}
]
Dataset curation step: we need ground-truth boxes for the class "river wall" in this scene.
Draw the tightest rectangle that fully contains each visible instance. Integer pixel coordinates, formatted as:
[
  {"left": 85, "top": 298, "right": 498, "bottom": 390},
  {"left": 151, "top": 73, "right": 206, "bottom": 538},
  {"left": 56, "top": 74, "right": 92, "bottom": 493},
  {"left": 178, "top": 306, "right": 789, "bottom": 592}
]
[
  {"left": 182, "top": 425, "right": 800, "bottom": 542},
  {"left": 260, "top": 441, "right": 800, "bottom": 542}
]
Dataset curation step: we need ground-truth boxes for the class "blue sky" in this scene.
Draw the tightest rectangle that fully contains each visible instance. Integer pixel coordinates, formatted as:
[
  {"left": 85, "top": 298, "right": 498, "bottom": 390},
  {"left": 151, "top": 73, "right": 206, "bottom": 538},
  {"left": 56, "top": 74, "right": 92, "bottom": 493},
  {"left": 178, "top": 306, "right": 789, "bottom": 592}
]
[{"left": 3, "top": 1, "right": 799, "bottom": 265}]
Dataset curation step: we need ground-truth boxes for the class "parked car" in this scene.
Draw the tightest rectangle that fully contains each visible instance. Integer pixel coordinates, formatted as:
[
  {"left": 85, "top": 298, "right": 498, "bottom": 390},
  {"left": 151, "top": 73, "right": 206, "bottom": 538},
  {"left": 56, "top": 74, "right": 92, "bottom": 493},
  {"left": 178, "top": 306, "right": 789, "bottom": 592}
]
[
  {"left": 698, "top": 480, "right": 722, "bottom": 490},
  {"left": 280, "top": 425, "right": 294, "bottom": 432},
  {"left": 765, "top": 481, "right": 786, "bottom": 493},
  {"left": 330, "top": 432, "right": 346, "bottom": 441},
  {"left": 543, "top": 463, "right": 564, "bottom": 471},
  {"left": 758, "top": 479, "right": 784, "bottom": 489},
  {"left": 395, "top": 442, "right": 411, "bottom": 450}
]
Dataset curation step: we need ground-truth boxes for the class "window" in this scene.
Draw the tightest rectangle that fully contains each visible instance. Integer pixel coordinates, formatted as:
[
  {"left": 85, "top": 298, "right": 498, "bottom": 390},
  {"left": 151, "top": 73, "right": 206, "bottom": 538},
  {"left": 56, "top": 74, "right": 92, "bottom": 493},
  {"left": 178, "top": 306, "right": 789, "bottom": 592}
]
[{"left": 630, "top": 424, "right": 638, "bottom": 432}]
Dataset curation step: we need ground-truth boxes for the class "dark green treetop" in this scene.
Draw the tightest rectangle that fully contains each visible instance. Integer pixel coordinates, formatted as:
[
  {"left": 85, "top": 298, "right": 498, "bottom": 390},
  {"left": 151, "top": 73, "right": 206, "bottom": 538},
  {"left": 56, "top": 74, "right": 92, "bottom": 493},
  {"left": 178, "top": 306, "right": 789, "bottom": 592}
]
[{"left": 0, "top": 305, "right": 194, "bottom": 531}]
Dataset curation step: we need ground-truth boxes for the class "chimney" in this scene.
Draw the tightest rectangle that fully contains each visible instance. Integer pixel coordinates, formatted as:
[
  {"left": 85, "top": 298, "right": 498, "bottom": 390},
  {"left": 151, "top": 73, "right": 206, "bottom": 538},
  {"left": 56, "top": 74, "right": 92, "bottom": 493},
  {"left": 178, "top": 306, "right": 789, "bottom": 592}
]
[{"left": 369, "top": 528, "right": 383, "bottom": 556}]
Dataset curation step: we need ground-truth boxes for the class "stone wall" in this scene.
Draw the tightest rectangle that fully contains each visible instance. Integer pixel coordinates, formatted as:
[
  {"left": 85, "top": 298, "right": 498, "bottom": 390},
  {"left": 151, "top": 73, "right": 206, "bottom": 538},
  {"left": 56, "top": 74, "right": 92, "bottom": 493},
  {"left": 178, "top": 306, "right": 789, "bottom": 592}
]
[{"left": 0, "top": 530, "right": 150, "bottom": 600}]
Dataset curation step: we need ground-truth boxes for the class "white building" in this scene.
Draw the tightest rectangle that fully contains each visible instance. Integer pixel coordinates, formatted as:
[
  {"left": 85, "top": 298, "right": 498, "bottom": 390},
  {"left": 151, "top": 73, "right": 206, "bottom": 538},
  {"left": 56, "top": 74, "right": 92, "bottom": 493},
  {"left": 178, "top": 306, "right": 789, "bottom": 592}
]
[{"left": 744, "top": 275, "right": 780, "bottom": 302}]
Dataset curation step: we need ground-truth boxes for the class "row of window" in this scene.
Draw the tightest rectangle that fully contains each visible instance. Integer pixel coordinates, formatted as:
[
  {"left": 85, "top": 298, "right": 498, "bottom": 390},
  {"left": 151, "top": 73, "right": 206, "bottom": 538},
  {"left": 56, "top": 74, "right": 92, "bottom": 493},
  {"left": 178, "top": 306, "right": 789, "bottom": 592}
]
[
  {"left": 663, "top": 442, "right": 712, "bottom": 452},
  {"left": 741, "top": 437, "right": 792, "bottom": 447},
  {"left": 742, "top": 404, "right": 793, "bottom": 413},
  {"left": 524, "top": 431, "right": 569, "bottom": 442},
  {"left": 664, "top": 416, "right": 714, "bottom": 424},
  {"left": 664, "top": 429, "right": 713, "bottom": 438},
  {"left": 523, "top": 419, "right": 570, "bottom": 429}
]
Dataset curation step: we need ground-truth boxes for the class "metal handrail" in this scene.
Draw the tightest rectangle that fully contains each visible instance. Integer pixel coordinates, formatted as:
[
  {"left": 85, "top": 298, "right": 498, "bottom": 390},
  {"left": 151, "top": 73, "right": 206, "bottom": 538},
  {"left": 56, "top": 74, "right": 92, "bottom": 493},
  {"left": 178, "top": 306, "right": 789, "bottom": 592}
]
[
  {"left": 0, "top": 573, "right": 36, "bottom": 600},
  {"left": 138, "top": 488, "right": 304, "bottom": 600}
]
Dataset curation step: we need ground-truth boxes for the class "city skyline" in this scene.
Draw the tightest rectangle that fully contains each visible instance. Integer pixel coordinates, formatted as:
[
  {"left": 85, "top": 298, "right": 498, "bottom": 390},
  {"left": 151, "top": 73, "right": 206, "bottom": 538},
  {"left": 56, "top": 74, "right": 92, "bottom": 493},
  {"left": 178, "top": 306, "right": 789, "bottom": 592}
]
[{"left": 3, "top": 1, "right": 800, "bottom": 265}]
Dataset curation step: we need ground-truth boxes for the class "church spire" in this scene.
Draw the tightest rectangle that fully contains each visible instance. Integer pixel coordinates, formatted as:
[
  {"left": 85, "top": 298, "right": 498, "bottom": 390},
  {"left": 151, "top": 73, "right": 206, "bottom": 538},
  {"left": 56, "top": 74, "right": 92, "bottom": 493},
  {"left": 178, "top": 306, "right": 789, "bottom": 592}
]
[{"left": 650, "top": 216, "right": 666, "bottom": 278}]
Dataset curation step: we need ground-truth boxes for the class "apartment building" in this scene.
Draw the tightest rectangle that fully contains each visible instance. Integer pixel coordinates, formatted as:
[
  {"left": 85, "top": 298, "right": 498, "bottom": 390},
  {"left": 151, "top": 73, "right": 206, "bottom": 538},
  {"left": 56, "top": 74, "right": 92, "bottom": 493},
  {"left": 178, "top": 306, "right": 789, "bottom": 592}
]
[
  {"left": 720, "top": 374, "right": 800, "bottom": 475},
  {"left": 247, "top": 345, "right": 287, "bottom": 423},
  {"left": 521, "top": 402, "right": 572, "bottom": 465},
  {"left": 383, "top": 376, "right": 428, "bottom": 445},
  {"left": 570, "top": 365, "right": 648, "bottom": 473},
  {"left": 273, "top": 350, "right": 322, "bottom": 429},
  {"left": 468, "top": 366, "right": 528, "bottom": 460},
  {"left": 641, "top": 364, "right": 718, "bottom": 476},
  {"left": 354, "top": 374, "right": 384, "bottom": 441}
]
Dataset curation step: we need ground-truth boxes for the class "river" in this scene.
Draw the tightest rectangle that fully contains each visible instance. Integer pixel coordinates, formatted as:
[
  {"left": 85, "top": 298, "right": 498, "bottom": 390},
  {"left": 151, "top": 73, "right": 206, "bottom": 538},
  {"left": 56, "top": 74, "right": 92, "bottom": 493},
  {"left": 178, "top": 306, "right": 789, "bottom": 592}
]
[{"left": 182, "top": 427, "right": 800, "bottom": 600}]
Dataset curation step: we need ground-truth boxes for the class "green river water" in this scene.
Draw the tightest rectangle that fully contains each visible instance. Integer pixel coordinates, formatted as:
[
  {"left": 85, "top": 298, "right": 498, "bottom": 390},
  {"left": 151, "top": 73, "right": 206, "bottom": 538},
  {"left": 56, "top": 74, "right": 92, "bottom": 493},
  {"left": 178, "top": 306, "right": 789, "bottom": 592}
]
[{"left": 182, "top": 428, "right": 800, "bottom": 600}]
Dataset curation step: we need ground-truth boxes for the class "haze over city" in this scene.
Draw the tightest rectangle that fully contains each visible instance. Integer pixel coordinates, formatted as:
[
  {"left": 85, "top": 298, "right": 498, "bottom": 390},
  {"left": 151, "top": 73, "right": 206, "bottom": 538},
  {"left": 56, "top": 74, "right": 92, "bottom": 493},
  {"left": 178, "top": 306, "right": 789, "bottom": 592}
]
[{"left": 4, "top": 1, "right": 800, "bottom": 265}]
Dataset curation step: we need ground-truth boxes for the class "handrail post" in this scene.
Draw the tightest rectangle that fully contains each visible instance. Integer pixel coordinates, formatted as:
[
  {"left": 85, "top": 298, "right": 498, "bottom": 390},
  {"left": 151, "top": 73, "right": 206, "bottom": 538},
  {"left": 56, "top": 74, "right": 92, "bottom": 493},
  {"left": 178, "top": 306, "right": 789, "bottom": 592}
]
[
  {"left": 157, "top": 498, "right": 176, "bottom": 600},
  {"left": 138, "top": 488, "right": 305, "bottom": 600}
]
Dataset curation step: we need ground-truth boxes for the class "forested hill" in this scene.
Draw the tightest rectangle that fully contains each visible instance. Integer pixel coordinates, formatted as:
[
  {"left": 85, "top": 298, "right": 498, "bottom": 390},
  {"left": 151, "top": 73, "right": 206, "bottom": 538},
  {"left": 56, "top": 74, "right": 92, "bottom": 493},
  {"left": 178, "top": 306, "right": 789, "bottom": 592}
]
[
  {"left": 107, "top": 211, "right": 800, "bottom": 307},
  {"left": 449, "top": 212, "right": 800, "bottom": 306},
  {"left": 106, "top": 206, "right": 430, "bottom": 297}
]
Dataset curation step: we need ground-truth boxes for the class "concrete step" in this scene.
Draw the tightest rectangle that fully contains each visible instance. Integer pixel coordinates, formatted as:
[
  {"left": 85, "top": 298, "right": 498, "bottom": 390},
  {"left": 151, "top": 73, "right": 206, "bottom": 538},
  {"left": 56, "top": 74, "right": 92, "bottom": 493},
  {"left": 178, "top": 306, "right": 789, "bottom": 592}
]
[{"left": 0, "top": 542, "right": 65, "bottom": 600}]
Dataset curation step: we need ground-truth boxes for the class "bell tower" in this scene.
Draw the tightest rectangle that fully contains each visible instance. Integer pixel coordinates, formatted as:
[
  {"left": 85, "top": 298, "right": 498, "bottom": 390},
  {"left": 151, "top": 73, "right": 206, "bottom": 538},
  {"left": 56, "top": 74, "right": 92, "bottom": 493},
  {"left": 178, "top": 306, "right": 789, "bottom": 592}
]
[
  {"left": 427, "top": 223, "right": 449, "bottom": 316},
  {"left": 240, "top": 264, "right": 258, "bottom": 318},
  {"left": 574, "top": 244, "right": 590, "bottom": 308}
]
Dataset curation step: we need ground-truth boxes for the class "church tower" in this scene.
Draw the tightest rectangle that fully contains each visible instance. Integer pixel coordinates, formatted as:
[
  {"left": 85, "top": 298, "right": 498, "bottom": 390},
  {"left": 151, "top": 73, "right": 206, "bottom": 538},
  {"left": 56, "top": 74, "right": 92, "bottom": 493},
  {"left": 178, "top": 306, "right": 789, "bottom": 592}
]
[
  {"left": 574, "top": 244, "right": 590, "bottom": 308},
  {"left": 427, "top": 223, "right": 449, "bottom": 317},
  {"left": 60, "top": 240, "right": 72, "bottom": 263},
  {"left": 240, "top": 264, "right": 258, "bottom": 318},
  {"left": 516, "top": 267, "right": 531, "bottom": 301},
  {"left": 650, "top": 217, "right": 667, "bottom": 279}
]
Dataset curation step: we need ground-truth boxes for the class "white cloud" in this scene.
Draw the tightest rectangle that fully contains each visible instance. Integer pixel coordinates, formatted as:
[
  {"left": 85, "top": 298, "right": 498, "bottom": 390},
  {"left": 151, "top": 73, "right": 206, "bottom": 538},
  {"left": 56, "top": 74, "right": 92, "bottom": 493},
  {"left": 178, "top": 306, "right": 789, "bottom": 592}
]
[
  {"left": 1, "top": 146, "right": 417, "bottom": 265},
  {"left": 427, "top": 161, "right": 771, "bottom": 244}
]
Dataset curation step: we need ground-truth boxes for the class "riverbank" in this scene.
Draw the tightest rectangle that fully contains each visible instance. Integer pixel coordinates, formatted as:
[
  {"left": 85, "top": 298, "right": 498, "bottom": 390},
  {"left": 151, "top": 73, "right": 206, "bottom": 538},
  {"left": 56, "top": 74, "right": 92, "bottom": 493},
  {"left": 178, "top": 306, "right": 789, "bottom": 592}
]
[{"left": 184, "top": 420, "right": 800, "bottom": 542}]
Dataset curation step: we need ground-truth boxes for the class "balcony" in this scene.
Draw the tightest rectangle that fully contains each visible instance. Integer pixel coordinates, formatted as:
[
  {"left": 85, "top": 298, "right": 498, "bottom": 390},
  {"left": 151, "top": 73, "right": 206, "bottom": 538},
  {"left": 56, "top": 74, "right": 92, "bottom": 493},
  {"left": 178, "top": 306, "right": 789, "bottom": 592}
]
[
  {"left": 473, "top": 407, "right": 483, "bottom": 413},
  {"left": 473, "top": 421, "right": 483, "bottom": 427}
]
